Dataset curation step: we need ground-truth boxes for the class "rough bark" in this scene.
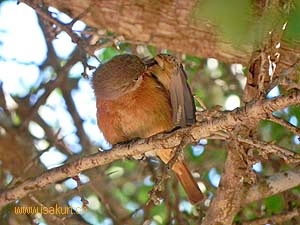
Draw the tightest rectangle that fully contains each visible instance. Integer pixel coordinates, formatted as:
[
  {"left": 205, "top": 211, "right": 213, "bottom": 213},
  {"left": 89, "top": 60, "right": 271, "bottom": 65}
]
[
  {"left": 202, "top": 145, "right": 247, "bottom": 225},
  {"left": 38, "top": 0, "right": 300, "bottom": 71}
]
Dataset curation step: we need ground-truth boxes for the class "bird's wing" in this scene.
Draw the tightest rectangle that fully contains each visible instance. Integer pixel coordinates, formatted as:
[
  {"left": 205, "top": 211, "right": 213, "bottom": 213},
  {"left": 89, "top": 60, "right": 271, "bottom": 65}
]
[{"left": 147, "top": 54, "right": 196, "bottom": 127}]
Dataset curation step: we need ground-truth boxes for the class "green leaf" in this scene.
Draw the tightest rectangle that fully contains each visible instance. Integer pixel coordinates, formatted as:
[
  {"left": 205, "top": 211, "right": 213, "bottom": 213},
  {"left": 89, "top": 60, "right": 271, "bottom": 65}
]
[{"left": 264, "top": 195, "right": 285, "bottom": 215}]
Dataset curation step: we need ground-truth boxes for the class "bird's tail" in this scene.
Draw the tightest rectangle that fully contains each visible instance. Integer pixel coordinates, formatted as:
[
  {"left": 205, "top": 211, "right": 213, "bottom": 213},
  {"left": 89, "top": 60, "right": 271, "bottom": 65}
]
[{"left": 157, "top": 149, "right": 203, "bottom": 204}]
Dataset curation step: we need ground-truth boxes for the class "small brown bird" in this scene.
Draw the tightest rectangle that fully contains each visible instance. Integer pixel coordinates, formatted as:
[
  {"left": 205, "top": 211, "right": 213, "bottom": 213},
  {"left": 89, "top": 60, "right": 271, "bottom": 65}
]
[{"left": 92, "top": 54, "right": 203, "bottom": 204}]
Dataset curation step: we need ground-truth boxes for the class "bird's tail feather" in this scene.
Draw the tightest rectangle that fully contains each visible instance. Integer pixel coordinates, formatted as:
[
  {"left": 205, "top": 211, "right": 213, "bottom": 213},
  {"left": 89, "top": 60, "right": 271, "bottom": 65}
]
[{"left": 157, "top": 149, "right": 203, "bottom": 204}]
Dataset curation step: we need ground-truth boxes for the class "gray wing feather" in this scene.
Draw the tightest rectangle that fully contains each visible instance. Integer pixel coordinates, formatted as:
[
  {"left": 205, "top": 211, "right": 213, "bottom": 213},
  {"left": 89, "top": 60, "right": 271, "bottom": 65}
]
[{"left": 170, "top": 64, "right": 195, "bottom": 127}]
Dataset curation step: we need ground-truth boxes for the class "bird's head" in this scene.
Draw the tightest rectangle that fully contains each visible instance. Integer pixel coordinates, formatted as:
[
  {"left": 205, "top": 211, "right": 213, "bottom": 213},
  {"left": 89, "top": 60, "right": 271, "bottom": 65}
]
[{"left": 92, "top": 54, "right": 145, "bottom": 100}]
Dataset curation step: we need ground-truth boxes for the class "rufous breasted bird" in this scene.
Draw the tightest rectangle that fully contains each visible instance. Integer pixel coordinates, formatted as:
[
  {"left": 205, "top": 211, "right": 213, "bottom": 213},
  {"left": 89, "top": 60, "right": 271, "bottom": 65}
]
[{"left": 92, "top": 54, "right": 203, "bottom": 204}]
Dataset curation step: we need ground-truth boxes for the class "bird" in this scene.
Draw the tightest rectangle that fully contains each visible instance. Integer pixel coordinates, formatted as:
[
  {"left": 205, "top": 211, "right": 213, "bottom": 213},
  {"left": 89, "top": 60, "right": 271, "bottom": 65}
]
[{"left": 92, "top": 53, "right": 203, "bottom": 204}]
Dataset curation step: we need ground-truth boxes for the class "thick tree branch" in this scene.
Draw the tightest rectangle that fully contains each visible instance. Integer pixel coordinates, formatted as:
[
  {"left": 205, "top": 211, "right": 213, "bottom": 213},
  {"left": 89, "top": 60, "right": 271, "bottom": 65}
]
[
  {"left": 202, "top": 140, "right": 249, "bottom": 225},
  {"left": 22, "top": 0, "right": 300, "bottom": 72},
  {"left": 202, "top": 135, "right": 300, "bottom": 225},
  {"left": 245, "top": 168, "right": 300, "bottom": 205},
  {"left": 0, "top": 91, "right": 299, "bottom": 208}
]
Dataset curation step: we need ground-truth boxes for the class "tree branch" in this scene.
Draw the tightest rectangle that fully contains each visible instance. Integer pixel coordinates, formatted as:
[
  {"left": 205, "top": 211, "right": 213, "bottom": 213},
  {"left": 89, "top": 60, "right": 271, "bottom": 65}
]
[
  {"left": 0, "top": 91, "right": 299, "bottom": 208},
  {"left": 268, "top": 115, "right": 300, "bottom": 136},
  {"left": 202, "top": 139, "right": 249, "bottom": 225},
  {"left": 22, "top": 0, "right": 300, "bottom": 72},
  {"left": 242, "top": 208, "right": 300, "bottom": 225},
  {"left": 236, "top": 136, "right": 300, "bottom": 164},
  {"left": 244, "top": 168, "right": 300, "bottom": 205}
]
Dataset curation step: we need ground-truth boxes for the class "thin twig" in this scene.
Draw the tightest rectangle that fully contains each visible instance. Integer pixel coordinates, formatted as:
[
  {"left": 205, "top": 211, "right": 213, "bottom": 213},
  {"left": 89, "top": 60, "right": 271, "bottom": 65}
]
[
  {"left": 236, "top": 136, "right": 300, "bottom": 164},
  {"left": 268, "top": 114, "right": 300, "bottom": 136},
  {"left": 194, "top": 95, "right": 207, "bottom": 110}
]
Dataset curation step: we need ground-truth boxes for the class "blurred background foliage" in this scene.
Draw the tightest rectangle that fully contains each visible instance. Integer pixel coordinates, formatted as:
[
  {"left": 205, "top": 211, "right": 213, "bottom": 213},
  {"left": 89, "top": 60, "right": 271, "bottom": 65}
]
[
  {"left": 194, "top": 0, "right": 300, "bottom": 47},
  {"left": 0, "top": 0, "right": 299, "bottom": 225}
]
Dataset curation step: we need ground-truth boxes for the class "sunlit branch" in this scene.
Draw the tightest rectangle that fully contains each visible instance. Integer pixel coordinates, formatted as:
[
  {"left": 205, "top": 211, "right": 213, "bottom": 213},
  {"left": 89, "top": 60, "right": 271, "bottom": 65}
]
[
  {"left": 0, "top": 91, "right": 299, "bottom": 208},
  {"left": 244, "top": 168, "right": 300, "bottom": 205}
]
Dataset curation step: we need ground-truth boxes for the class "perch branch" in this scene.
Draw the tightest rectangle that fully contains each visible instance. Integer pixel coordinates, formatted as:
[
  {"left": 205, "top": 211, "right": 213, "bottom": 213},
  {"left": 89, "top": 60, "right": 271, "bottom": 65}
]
[{"left": 0, "top": 91, "right": 300, "bottom": 208}]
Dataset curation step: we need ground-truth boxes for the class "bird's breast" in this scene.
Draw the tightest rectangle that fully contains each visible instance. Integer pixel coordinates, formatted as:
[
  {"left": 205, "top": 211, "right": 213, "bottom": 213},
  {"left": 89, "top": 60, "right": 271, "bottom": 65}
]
[{"left": 96, "top": 74, "right": 173, "bottom": 145}]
